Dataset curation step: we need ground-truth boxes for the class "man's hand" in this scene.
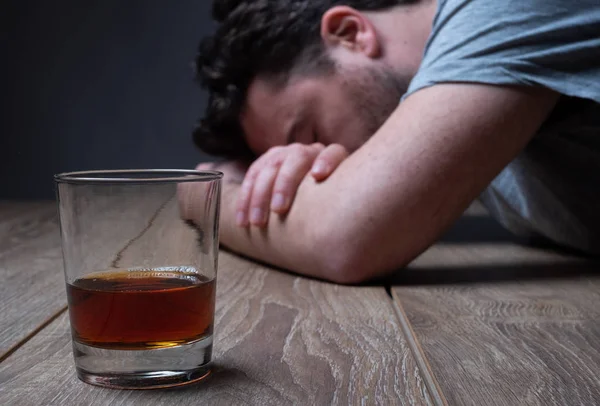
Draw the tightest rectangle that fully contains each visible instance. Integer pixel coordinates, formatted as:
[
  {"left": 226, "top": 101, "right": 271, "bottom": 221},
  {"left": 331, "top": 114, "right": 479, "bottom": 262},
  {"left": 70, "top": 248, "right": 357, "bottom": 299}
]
[
  {"left": 178, "top": 161, "right": 244, "bottom": 225},
  {"left": 235, "top": 143, "right": 348, "bottom": 227}
]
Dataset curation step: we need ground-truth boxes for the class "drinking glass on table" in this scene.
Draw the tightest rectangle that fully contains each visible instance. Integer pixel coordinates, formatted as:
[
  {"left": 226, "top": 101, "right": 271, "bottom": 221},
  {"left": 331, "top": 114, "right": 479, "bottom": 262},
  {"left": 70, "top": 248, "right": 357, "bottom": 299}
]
[{"left": 55, "top": 170, "right": 222, "bottom": 389}]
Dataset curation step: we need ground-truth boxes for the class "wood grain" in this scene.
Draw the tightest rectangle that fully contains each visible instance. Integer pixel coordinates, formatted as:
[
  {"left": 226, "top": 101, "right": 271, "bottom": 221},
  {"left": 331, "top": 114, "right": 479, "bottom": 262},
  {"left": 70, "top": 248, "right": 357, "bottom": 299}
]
[
  {"left": 394, "top": 256, "right": 600, "bottom": 404},
  {"left": 0, "top": 201, "right": 67, "bottom": 358},
  {"left": 1, "top": 252, "right": 434, "bottom": 405}
]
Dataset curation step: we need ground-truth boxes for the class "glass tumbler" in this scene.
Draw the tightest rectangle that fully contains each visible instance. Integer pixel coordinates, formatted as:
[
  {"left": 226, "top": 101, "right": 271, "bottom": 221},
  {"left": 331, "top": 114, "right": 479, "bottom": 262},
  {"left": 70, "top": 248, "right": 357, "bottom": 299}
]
[{"left": 55, "top": 170, "right": 222, "bottom": 389}]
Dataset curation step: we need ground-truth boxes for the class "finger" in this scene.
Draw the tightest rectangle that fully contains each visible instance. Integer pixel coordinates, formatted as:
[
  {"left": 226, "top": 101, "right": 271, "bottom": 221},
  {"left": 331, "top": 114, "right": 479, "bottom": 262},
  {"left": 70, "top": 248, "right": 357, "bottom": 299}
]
[
  {"left": 248, "top": 166, "right": 279, "bottom": 227},
  {"left": 177, "top": 182, "right": 193, "bottom": 221},
  {"left": 311, "top": 144, "right": 349, "bottom": 181},
  {"left": 235, "top": 149, "right": 281, "bottom": 226},
  {"left": 177, "top": 181, "right": 202, "bottom": 222},
  {"left": 195, "top": 162, "right": 215, "bottom": 171},
  {"left": 235, "top": 174, "right": 257, "bottom": 227},
  {"left": 180, "top": 163, "right": 214, "bottom": 220},
  {"left": 270, "top": 145, "right": 323, "bottom": 214}
]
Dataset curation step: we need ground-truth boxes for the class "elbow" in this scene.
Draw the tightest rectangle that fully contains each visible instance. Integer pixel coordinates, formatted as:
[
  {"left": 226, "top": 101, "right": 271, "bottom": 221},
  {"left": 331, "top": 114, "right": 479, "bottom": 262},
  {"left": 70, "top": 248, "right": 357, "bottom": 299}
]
[
  {"left": 321, "top": 259, "right": 372, "bottom": 285},
  {"left": 313, "top": 232, "right": 382, "bottom": 285},
  {"left": 311, "top": 220, "right": 417, "bottom": 284}
]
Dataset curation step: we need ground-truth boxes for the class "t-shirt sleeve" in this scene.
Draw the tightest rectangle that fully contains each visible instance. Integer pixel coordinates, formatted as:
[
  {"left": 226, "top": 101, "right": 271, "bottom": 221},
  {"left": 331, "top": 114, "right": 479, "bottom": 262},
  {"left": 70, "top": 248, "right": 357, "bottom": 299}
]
[{"left": 404, "top": 0, "right": 600, "bottom": 103}]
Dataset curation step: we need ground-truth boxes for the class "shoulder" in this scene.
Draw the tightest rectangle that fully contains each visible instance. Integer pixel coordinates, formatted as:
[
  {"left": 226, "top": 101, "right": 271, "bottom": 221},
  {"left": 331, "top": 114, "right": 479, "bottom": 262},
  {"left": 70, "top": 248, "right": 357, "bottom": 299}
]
[{"left": 404, "top": 0, "right": 600, "bottom": 103}]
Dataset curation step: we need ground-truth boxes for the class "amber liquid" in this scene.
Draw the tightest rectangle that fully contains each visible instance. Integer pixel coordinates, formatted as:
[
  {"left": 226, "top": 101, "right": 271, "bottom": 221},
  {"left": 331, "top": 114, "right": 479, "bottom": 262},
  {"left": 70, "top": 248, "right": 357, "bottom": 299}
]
[{"left": 66, "top": 268, "right": 215, "bottom": 350}]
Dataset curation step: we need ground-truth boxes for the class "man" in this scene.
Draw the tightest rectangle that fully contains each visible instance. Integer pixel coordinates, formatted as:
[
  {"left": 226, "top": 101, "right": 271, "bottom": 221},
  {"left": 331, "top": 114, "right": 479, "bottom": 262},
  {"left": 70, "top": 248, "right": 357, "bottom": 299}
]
[{"left": 182, "top": 0, "right": 600, "bottom": 283}]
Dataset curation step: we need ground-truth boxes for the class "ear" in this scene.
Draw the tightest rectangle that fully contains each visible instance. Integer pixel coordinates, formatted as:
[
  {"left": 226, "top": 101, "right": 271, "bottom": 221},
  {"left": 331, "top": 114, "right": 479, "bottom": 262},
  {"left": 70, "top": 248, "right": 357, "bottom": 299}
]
[{"left": 320, "top": 6, "right": 380, "bottom": 58}]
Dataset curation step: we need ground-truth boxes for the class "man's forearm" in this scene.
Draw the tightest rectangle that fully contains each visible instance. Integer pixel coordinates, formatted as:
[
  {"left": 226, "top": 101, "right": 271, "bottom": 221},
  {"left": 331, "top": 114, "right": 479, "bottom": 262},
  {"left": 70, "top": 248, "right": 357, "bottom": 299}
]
[{"left": 218, "top": 175, "right": 340, "bottom": 280}]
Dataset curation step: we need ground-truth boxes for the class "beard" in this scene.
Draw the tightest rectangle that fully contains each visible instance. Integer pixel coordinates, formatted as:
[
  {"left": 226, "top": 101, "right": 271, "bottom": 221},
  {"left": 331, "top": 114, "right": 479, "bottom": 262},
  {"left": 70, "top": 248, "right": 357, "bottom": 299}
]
[{"left": 342, "top": 64, "right": 411, "bottom": 139}]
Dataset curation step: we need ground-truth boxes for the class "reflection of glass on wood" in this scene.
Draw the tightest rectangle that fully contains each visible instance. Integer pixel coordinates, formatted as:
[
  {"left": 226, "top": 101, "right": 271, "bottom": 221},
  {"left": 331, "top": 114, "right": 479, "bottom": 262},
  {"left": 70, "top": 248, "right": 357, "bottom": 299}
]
[{"left": 67, "top": 267, "right": 215, "bottom": 350}]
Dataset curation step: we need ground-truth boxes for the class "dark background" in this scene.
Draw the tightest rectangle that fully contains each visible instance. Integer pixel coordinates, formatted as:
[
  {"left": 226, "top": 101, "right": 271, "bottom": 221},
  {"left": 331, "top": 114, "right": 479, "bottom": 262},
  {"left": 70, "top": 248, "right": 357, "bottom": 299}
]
[{"left": 1, "top": 0, "right": 214, "bottom": 199}]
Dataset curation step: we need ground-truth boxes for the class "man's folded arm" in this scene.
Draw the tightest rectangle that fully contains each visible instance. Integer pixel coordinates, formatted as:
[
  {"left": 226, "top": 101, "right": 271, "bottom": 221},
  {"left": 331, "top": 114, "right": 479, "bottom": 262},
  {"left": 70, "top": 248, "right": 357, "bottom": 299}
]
[{"left": 218, "top": 83, "right": 559, "bottom": 283}]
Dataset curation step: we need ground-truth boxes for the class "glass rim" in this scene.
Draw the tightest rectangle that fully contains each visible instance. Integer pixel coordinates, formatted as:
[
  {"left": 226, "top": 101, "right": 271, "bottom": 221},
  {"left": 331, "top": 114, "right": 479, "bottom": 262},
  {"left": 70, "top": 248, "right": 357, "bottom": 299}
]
[{"left": 54, "top": 169, "right": 224, "bottom": 185}]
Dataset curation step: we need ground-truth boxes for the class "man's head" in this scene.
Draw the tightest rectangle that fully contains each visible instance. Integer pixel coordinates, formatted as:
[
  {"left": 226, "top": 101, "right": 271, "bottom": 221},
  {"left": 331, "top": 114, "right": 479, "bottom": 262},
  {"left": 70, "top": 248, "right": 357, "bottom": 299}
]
[{"left": 194, "top": 0, "right": 433, "bottom": 158}]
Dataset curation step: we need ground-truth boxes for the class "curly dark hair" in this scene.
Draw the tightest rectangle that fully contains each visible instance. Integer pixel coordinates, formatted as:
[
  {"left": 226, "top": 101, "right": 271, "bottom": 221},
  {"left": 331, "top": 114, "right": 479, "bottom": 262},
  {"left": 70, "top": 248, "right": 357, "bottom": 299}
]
[{"left": 193, "top": 0, "right": 417, "bottom": 158}]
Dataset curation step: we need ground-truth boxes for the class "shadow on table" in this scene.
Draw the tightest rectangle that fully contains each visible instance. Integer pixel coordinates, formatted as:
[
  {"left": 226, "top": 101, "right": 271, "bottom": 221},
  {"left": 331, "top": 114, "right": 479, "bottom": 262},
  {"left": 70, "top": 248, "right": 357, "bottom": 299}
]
[
  {"left": 373, "top": 214, "right": 600, "bottom": 286},
  {"left": 438, "top": 214, "right": 519, "bottom": 244},
  {"left": 440, "top": 214, "right": 599, "bottom": 256},
  {"left": 376, "top": 261, "right": 600, "bottom": 286}
]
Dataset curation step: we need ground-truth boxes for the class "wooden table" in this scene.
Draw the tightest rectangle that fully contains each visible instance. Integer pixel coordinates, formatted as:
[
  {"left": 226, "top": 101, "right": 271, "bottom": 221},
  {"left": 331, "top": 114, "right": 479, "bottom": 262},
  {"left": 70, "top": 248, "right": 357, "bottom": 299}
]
[{"left": 1, "top": 201, "right": 599, "bottom": 405}]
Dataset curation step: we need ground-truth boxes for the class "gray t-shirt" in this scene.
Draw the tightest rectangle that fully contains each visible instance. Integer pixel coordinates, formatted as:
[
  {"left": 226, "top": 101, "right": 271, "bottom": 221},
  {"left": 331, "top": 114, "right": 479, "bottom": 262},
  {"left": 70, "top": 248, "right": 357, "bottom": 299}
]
[{"left": 405, "top": 0, "right": 600, "bottom": 254}]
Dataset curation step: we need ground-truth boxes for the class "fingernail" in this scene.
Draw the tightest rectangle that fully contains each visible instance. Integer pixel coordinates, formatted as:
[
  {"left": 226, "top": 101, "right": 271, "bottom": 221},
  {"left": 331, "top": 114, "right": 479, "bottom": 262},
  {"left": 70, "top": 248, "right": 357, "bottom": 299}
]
[
  {"left": 250, "top": 208, "right": 265, "bottom": 225},
  {"left": 312, "top": 161, "right": 330, "bottom": 175},
  {"left": 236, "top": 211, "right": 247, "bottom": 227},
  {"left": 271, "top": 193, "right": 288, "bottom": 211}
]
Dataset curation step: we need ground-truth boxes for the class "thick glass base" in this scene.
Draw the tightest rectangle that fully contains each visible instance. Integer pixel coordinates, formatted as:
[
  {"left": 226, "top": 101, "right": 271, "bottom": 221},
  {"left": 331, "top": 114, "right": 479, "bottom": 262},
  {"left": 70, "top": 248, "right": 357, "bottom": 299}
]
[{"left": 72, "top": 335, "right": 213, "bottom": 390}]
